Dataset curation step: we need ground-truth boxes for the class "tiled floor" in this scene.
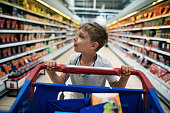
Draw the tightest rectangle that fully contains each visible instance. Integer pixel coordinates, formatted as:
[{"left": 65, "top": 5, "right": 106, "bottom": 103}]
[{"left": 0, "top": 47, "right": 169, "bottom": 112}]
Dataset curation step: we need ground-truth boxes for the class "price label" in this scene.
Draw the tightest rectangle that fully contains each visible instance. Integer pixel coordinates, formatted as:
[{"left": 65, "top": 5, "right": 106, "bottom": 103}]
[
  {"left": 167, "top": 39, "right": 170, "bottom": 43},
  {"left": 155, "top": 26, "right": 160, "bottom": 29},
  {"left": 146, "top": 37, "right": 151, "bottom": 41}
]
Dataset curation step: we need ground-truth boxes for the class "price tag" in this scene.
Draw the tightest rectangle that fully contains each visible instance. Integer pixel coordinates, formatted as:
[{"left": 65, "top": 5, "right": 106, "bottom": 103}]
[
  {"left": 146, "top": 37, "right": 151, "bottom": 41},
  {"left": 167, "top": 39, "right": 170, "bottom": 43},
  {"left": 155, "top": 26, "right": 160, "bottom": 29}
]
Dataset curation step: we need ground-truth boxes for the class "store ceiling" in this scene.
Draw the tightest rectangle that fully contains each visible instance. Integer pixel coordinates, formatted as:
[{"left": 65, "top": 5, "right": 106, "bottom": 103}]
[
  {"left": 63, "top": 0, "right": 156, "bottom": 25},
  {"left": 64, "top": 0, "right": 134, "bottom": 23},
  {"left": 43, "top": 0, "right": 157, "bottom": 25}
]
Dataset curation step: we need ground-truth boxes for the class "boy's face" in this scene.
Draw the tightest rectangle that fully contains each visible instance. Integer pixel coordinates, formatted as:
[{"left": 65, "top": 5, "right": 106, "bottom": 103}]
[{"left": 74, "top": 29, "right": 94, "bottom": 53}]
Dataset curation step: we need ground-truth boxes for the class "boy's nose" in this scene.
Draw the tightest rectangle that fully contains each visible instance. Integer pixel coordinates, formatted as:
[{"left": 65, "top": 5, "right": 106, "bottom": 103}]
[{"left": 73, "top": 36, "right": 78, "bottom": 41}]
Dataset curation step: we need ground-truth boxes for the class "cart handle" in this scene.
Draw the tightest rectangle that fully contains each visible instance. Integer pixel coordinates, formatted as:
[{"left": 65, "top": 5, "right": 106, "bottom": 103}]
[{"left": 26, "top": 63, "right": 154, "bottom": 108}]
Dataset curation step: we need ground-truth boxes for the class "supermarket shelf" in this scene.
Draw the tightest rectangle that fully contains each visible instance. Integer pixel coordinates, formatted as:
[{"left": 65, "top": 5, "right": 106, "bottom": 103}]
[
  {"left": 67, "top": 28, "right": 76, "bottom": 31},
  {"left": 42, "top": 42, "right": 73, "bottom": 61},
  {"left": 108, "top": 43, "right": 170, "bottom": 104},
  {"left": 0, "top": 42, "right": 73, "bottom": 82},
  {"left": 136, "top": 13, "right": 170, "bottom": 24},
  {"left": 111, "top": 37, "right": 170, "bottom": 57},
  {"left": 0, "top": 0, "right": 72, "bottom": 26},
  {"left": 110, "top": 33, "right": 169, "bottom": 42},
  {"left": 0, "top": 52, "right": 27, "bottom": 64},
  {"left": 67, "top": 33, "right": 75, "bottom": 36},
  {"left": 0, "top": 43, "right": 73, "bottom": 94},
  {"left": 0, "top": 14, "right": 66, "bottom": 28},
  {"left": 0, "top": 36, "right": 64, "bottom": 49},
  {"left": 142, "top": 26, "right": 170, "bottom": 30},
  {"left": 120, "top": 22, "right": 135, "bottom": 27},
  {"left": 0, "top": 30, "right": 66, "bottom": 33},
  {"left": 111, "top": 25, "right": 170, "bottom": 32},
  {"left": 0, "top": 38, "right": 72, "bottom": 64},
  {"left": 110, "top": 39, "right": 170, "bottom": 70}
]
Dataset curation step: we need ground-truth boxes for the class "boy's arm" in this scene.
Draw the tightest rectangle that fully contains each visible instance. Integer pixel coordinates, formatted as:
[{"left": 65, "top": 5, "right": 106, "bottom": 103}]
[
  {"left": 109, "top": 65, "right": 133, "bottom": 88},
  {"left": 109, "top": 76, "right": 129, "bottom": 88},
  {"left": 46, "top": 70, "right": 69, "bottom": 84}
]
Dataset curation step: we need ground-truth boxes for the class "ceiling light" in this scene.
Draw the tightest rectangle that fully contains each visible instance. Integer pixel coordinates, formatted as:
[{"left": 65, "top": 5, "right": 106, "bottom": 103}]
[
  {"left": 152, "top": 0, "right": 164, "bottom": 5},
  {"left": 36, "top": 0, "right": 71, "bottom": 20}
]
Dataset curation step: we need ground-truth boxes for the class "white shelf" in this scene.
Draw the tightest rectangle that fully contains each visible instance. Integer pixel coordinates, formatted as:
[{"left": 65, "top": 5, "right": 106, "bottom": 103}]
[
  {"left": 0, "top": 36, "right": 64, "bottom": 49},
  {"left": 0, "top": 38, "right": 73, "bottom": 64},
  {"left": 135, "top": 13, "right": 170, "bottom": 24},
  {"left": 0, "top": 30, "right": 66, "bottom": 33},
  {"left": 110, "top": 33, "right": 169, "bottom": 42},
  {"left": 111, "top": 25, "right": 170, "bottom": 32},
  {"left": 0, "top": 14, "right": 65, "bottom": 28},
  {"left": 42, "top": 42, "right": 73, "bottom": 61},
  {"left": 67, "top": 33, "right": 75, "bottom": 35},
  {"left": 0, "top": 52, "right": 27, "bottom": 64},
  {"left": 67, "top": 28, "right": 76, "bottom": 31},
  {"left": 0, "top": 0, "right": 73, "bottom": 27},
  {"left": 111, "top": 37, "right": 170, "bottom": 57},
  {"left": 142, "top": 26, "right": 170, "bottom": 30},
  {"left": 108, "top": 43, "right": 170, "bottom": 103},
  {"left": 0, "top": 43, "right": 73, "bottom": 89},
  {"left": 111, "top": 39, "right": 170, "bottom": 70}
]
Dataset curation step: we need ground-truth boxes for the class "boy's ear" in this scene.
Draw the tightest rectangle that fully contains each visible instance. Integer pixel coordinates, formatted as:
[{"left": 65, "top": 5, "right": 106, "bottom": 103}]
[{"left": 90, "top": 42, "right": 99, "bottom": 50}]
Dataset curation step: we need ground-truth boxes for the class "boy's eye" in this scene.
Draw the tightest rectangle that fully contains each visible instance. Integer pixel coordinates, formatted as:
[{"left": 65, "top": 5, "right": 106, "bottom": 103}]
[
  {"left": 79, "top": 35, "right": 84, "bottom": 38},
  {"left": 76, "top": 33, "right": 84, "bottom": 39}
]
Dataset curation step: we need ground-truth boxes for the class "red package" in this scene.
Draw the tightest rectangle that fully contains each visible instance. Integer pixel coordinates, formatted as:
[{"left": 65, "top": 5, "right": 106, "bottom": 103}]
[
  {"left": 0, "top": 18, "right": 5, "bottom": 29},
  {"left": 6, "top": 20, "right": 11, "bottom": 29},
  {"left": 149, "top": 64, "right": 159, "bottom": 74},
  {"left": 156, "top": 68, "right": 167, "bottom": 77},
  {"left": 161, "top": 73, "right": 170, "bottom": 82},
  {"left": 12, "top": 60, "right": 20, "bottom": 70},
  {"left": 2, "top": 63, "right": 12, "bottom": 74}
]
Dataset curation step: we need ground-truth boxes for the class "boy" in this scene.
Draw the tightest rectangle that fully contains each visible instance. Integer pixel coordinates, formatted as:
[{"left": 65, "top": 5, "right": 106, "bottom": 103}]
[{"left": 44, "top": 22, "right": 134, "bottom": 98}]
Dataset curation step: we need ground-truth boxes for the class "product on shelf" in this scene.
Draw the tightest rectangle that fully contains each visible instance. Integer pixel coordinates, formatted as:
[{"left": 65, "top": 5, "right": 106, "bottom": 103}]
[
  {"left": 160, "top": 73, "right": 170, "bottom": 82},
  {"left": 0, "top": 66, "right": 6, "bottom": 77},
  {"left": 2, "top": 62, "right": 12, "bottom": 74},
  {"left": 156, "top": 68, "right": 167, "bottom": 78}
]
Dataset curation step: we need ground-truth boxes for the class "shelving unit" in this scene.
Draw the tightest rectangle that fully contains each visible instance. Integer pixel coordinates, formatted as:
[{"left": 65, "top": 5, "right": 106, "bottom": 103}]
[
  {"left": 108, "top": 43, "right": 170, "bottom": 104},
  {"left": 106, "top": 0, "right": 170, "bottom": 104},
  {"left": 0, "top": 0, "right": 78, "bottom": 95}
]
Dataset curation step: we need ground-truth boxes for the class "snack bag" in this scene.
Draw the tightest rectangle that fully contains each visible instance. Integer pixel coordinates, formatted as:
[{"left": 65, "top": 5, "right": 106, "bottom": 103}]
[{"left": 92, "top": 93, "right": 122, "bottom": 113}]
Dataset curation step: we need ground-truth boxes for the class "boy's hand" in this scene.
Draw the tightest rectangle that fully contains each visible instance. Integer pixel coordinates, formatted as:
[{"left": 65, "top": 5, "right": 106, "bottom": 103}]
[
  {"left": 44, "top": 60, "right": 57, "bottom": 71},
  {"left": 121, "top": 65, "right": 134, "bottom": 77}
]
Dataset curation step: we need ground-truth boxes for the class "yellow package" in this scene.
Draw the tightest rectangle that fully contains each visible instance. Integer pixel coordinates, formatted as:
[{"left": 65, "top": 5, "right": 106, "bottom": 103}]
[{"left": 92, "top": 93, "right": 122, "bottom": 113}]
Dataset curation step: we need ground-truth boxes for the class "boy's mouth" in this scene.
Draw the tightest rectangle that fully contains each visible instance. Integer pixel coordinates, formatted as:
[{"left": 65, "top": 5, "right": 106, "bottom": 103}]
[{"left": 74, "top": 43, "right": 77, "bottom": 46}]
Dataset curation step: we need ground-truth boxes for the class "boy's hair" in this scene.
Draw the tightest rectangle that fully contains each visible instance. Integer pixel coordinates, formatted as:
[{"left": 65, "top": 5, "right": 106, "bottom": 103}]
[{"left": 79, "top": 22, "right": 108, "bottom": 51}]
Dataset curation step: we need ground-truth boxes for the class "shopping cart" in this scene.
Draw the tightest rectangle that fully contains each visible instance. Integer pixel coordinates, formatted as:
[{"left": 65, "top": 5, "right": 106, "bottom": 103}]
[{"left": 2, "top": 64, "right": 164, "bottom": 113}]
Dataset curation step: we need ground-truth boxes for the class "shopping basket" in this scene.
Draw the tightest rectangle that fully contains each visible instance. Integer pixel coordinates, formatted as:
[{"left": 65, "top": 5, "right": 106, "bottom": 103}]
[{"left": 1, "top": 64, "right": 164, "bottom": 113}]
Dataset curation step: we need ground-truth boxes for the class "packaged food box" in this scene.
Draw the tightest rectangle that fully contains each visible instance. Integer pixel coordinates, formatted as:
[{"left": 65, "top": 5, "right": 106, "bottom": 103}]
[{"left": 92, "top": 93, "right": 122, "bottom": 113}]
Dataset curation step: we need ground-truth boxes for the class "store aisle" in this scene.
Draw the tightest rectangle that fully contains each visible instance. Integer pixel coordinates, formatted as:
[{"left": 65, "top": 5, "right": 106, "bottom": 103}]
[{"left": 0, "top": 46, "right": 169, "bottom": 112}]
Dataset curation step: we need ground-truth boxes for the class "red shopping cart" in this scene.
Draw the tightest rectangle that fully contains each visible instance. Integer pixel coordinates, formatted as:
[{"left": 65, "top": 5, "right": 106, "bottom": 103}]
[{"left": 2, "top": 63, "right": 164, "bottom": 113}]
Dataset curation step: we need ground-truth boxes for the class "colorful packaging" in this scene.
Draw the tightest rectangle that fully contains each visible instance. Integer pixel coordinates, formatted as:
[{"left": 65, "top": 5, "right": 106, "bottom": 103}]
[
  {"left": 0, "top": 66, "right": 6, "bottom": 78},
  {"left": 92, "top": 93, "right": 122, "bottom": 113},
  {"left": 160, "top": 73, "right": 170, "bottom": 82},
  {"left": 149, "top": 64, "right": 159, "bottom": 74},
  {"left": 156, "top": 68, "right": 167, "bottom": 77}
]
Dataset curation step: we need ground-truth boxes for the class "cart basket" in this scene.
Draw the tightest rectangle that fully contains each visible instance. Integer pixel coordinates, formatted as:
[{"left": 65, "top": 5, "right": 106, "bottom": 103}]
[{"left": 2, "top": 64, "right": 164, "bottom": 113}]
